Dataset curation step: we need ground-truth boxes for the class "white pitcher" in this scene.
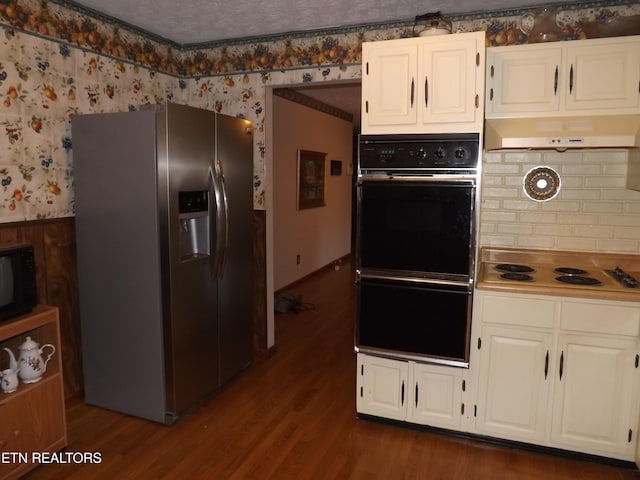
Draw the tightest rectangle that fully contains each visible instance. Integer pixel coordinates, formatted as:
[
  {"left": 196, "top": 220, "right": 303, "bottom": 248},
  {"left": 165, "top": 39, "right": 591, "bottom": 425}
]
[{"left": 1, "top": 368, "right": 18, "bottom": 393}]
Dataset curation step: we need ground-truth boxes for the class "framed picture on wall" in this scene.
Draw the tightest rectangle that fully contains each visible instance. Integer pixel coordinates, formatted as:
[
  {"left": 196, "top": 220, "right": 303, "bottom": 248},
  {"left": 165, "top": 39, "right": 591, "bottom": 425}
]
[{"left": 297, "top": 149, "right": 326, "bottom": 209}]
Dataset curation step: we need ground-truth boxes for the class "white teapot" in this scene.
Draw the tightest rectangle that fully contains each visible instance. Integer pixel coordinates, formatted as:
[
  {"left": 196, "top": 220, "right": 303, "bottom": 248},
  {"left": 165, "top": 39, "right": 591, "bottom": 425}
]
[{"left": 3, "top": 337, "right": 56, "bottom": 384}]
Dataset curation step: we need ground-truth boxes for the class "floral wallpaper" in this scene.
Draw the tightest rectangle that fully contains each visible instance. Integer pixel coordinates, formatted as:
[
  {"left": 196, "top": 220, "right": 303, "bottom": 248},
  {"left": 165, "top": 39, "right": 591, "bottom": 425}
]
[{"left": 0, "top": 0, "right": 637, "bottom": 221}]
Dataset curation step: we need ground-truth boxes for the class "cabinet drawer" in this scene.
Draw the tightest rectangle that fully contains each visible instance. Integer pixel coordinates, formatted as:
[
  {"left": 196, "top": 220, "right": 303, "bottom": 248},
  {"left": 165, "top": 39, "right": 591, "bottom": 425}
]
[
  {"left": 481, "top": 294, "right": 555, "bottom": 328},
  {"left": 560, "top": 301, "right": 640, "bottom": 336}
]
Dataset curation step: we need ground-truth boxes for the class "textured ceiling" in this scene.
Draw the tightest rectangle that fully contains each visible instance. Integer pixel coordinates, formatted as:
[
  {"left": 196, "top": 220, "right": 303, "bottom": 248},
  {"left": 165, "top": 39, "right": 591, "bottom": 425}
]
[{"left": 67, "top": 0, "right": 565, "bottom": 45}]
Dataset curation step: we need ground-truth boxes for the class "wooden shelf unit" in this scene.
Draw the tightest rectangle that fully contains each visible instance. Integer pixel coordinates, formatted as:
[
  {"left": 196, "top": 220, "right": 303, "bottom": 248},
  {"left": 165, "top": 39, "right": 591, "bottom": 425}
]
[{"left": 0, "top": 305, "right": 67, "bottom": 480}]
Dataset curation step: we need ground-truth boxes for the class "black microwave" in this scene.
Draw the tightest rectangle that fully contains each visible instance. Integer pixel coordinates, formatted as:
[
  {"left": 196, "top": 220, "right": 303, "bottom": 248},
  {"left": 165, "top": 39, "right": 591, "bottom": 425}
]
[{"left": 0, "top": 243, "right": 37, "bottom": 322}]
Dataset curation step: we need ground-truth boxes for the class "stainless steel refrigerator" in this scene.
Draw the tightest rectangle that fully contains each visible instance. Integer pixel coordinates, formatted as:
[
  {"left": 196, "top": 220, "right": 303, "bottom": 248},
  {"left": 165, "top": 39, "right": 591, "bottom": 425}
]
[{"left": 72, "top": 103, "right": 254, "bottom": 424}]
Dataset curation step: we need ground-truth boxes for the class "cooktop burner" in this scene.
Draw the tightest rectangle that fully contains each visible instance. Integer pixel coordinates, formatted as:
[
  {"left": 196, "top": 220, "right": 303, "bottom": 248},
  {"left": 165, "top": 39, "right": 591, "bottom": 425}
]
[
  {"left": 556, "top": 276, "right": 602, "bottom": 286},
  {"left": 500, "top": 272, "right": 535, "bottom": 281},
  {"left": 554, "top": 267, "right": 588, "bottom": 276},
  {"left": 495, "top": 264, "right": 535, "bottom": 273}
]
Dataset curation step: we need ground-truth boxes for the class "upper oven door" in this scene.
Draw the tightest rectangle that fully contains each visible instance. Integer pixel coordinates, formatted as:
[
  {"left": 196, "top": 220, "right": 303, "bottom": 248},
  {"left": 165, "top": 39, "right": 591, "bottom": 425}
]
[{"left": 357, "top": 177, "right": 476, "bottom": 278}]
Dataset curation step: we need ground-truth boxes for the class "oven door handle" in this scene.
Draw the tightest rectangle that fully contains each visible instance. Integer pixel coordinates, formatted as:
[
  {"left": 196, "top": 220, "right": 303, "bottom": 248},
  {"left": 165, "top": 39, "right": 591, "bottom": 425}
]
[
  {"left": 359, "top": 272, "right": 472, "bottom": 289},
  {"left": 359, "top": 174, "right": 477, "bottom": 184}
]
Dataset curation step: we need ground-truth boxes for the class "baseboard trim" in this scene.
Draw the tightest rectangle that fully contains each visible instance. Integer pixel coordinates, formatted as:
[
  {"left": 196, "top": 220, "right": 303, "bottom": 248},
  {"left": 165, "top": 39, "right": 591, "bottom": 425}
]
[
  {"left": 254, "top": 344, "right": 277, "bottom": 362},
  {"left": 275, "top": 253, "right": 351, "bottom": 296}
]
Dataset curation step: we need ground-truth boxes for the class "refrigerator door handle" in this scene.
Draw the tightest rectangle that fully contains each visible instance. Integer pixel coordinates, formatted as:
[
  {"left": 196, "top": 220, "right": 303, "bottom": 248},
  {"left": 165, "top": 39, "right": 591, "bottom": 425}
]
[
  {"left": 209, "top": 164, "right": 226, "bottom": 278},
  {"left": 209, "top": 165, "right": 222, "bottom": 277},
  {"left": 217, "top": 158, "right": 230, "bottom": 277}
]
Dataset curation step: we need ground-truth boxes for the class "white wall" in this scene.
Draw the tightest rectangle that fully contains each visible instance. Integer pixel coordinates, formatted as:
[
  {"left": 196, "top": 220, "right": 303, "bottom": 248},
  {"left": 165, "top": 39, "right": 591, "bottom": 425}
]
[{"left": 272, "top": 95, "right": 353, "bottom": 291}]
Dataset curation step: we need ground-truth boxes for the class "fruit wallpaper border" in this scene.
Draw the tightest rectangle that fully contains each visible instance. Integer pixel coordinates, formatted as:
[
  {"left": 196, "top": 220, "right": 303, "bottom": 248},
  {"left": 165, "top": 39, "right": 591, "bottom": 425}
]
[{"left": 0, "top": 0, "right": 637, "bottom": 220}]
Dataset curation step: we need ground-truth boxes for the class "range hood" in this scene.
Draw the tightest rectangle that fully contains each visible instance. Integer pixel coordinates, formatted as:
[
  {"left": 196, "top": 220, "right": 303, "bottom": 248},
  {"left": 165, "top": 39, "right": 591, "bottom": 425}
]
[{"left": 484, "top": 115, "right": 640, "bottom": 150}]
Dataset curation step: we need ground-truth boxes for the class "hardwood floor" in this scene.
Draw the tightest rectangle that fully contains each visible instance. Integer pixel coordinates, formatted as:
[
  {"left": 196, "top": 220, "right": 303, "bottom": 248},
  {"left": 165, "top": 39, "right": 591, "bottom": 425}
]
[{"left": 25, "top": 259, "right": 640, "bottom": 479}]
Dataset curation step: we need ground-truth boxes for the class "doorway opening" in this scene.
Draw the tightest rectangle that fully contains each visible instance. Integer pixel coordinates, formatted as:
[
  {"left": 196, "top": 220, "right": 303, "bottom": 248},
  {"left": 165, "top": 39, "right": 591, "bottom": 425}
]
[{"left": 265, "top": 80, "right": 361, "bottom": 348}]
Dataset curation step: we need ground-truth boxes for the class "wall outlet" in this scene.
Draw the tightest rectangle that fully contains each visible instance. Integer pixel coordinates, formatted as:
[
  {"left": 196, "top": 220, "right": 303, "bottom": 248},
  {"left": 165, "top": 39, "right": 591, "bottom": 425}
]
[{"left": 296, "top": 254, "right": 300, "bottom": 265}]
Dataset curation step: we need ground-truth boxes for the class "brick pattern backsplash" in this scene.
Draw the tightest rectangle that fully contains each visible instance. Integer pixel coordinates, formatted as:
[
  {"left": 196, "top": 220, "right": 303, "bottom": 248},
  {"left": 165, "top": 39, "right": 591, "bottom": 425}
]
[{"left": 479, "top": 150, "right": 640, "bottom": 254}]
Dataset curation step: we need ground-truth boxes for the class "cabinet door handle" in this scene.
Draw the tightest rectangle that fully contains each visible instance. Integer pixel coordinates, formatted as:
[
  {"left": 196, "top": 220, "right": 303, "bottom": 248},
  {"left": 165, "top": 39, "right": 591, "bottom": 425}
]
[
  {"left": 554, "top": 66, "right": 559, "bottom": 95},
  {"left": 544, "top": 350, "right": 549, "bottom": 379},
  {"left": 569, "top": 65, "right": 574, "bottom": 95},
  {"left": 410, "top": 78, "right": 415, "bottom": 107},
  {"left": 401, "top": 380, "right": 405, "bottom": 406},
  {"left": 415, "top": 383, "right": 419, "bottom": 407},
  {"left": 424, "top": 76, "right": 429, "bottom": 108},
  {"left": 559, "top": 351, "right": 564, "bottom": 381}
]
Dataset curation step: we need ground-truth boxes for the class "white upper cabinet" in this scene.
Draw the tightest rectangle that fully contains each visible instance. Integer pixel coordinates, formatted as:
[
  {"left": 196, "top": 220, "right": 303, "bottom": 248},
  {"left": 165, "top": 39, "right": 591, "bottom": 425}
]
[
  {"left": 564, "top": 40, "right": 640, "bottom": 112},
  {"left": 486, "top": 45, "right": 563, "bottom": 115},
  {"left": 419, "top": 36, "right": 481, "bottom": 126},
  {"left": 362, "top": 41, "right": 419, "bottom": 128},
  {"left": 486, "top": 35, "right": 640, "bottom": 118},
  {"left": 362, "top": 31, "right": 485, "bottom": 134}
]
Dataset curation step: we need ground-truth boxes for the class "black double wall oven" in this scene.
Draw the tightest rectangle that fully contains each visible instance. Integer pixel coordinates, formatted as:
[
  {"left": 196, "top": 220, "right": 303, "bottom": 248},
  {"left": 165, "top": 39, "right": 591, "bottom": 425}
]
[{"left": 355, "top": 133, "right": 480, "bottom": 368}]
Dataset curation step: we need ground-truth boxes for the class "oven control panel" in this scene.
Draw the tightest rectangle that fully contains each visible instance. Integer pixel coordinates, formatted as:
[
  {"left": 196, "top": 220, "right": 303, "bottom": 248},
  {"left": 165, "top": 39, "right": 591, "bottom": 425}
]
[{"left": 359, "top": 133, "right": 479, "bottom": 170}]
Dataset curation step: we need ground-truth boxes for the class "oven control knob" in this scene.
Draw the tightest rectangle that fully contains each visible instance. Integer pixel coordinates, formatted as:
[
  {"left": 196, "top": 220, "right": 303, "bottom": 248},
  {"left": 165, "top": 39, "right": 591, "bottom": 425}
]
[
  {"left": 416, "top": 148, "right": 426, "bottom": 159},
  {"left": 455, "top": 148, "right": 466, "bottom": 159},
  {"left": 435, "top": 148, "right": 445, "bottom": 159}
]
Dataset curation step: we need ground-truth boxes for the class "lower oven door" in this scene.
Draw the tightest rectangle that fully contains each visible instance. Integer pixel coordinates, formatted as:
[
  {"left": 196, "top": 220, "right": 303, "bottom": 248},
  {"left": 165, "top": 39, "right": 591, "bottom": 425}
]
[{"left": 356, "top": 276, "right": 472, "bottom": 367}]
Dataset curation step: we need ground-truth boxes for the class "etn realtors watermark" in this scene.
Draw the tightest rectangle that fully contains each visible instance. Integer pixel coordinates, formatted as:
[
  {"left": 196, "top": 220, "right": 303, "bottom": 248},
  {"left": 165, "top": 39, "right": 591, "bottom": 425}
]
[{"left": 1, "top": 451, "right": 102, "bottom": 464}]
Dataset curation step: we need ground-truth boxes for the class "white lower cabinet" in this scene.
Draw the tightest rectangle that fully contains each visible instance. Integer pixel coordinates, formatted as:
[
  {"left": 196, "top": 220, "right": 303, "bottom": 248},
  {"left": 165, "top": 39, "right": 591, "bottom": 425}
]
[
  {"left": 356, "top": 354, "right": 408, "bottom": 421},
  {"left": 356, "top": 353, "right": 465, "bottom": 430},
  {"left": 550, "top": 334, "right": 638, "bottom": 458},
  {"left": 475, "top": 326, "right": 553, "bottom": 443},
  {"left": 408, "top": 362, "right": 464, "bottom": 429},
  {"left": 473, "top": 291, "right": 640, "bottom": 461}
]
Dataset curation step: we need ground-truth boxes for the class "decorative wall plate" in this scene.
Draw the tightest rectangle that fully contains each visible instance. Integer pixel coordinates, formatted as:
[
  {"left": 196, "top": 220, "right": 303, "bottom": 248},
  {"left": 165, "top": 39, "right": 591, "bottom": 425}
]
[{"left": 523, "top": 166, "right": 561, "bottom": 201}]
